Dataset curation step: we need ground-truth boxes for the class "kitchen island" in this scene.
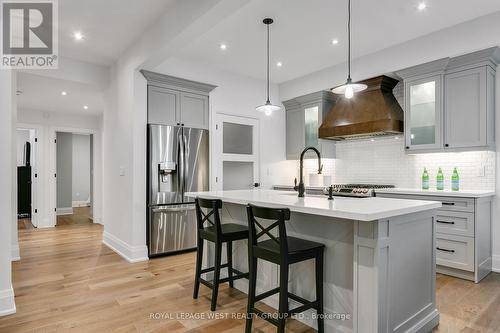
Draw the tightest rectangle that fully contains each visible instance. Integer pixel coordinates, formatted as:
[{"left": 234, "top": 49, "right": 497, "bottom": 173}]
[{"left": 186, "top": 189, "right": 442, "bottom": 333}]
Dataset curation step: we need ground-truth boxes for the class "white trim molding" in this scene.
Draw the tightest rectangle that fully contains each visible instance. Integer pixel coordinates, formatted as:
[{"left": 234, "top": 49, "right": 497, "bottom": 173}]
[
  {"left": 11, "top": 244, "right": 20, "bottom": 261},
  {"left": 102, "top": 231, "right": 148, "bottom": 263},
  {"left": 56, "top": 207, "right": 73, "bottom": 216},
  {"left": 72, "top": 200, "right": 90, "bottom": 208},
  {"left": 0, "top": 287, "right": 16, "bottom": 316},
  {"left": 492, "top": 255, "right": 500, "bottom": 273}
]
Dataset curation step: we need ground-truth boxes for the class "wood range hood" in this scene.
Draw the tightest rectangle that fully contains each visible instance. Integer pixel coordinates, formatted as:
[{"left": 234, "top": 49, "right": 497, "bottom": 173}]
[{"left": 319, "top": 75, "right": 404, "bottom": 140}]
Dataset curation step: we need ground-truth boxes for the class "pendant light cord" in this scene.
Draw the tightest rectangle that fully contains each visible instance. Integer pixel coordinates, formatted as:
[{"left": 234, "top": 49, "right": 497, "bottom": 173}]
[
  {"left": 266, "top": 22, "right": 270, "bottom": 103},
  {"left": 347, "top": 0, "right": 351, "bottom": 81}
]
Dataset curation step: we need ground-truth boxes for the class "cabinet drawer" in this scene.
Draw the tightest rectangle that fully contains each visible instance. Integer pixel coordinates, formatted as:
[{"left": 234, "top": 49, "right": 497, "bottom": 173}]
[
  {"left": 437, "top": 197, "right": 475, "bottom": 213},
  {"left": 376, "top": 193, "right": 475, "bottom": 213},
  {"left": 436, "top": 233, "right": 474, "bottom": 272},
  {"left": 435, "top": 211, "right": 475, "bottom": 237}
]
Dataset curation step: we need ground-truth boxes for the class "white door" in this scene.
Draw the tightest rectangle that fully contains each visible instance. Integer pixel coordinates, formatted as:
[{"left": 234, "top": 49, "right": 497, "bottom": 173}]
[{"left": 213, "top": 114, "right": 260, "bottom": 191}]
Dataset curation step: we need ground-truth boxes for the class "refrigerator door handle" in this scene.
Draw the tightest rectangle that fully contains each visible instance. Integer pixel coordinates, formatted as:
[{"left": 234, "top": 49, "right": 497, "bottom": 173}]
[
  {"left": 178, "top": 134, "right": 185, "bottom": 199},
  {"left": 182, "top": 134, "right": 188, "bottom": 197}
]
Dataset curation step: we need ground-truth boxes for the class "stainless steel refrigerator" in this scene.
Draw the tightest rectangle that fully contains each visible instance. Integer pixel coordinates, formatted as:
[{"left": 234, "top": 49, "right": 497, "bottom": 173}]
[{"left": 147, "top": 124, "right": 209, "bottom": 257}]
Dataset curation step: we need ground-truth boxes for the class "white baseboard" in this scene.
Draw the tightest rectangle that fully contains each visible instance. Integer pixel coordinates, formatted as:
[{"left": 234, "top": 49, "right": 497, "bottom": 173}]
[
  {"left": 72, "top": 201, "right": 90, "bottom": 208},
  {"left": 102, "top": 231, "right": 148, "bottom": 263},
  {"left": 492, "top": 255, "right": 500, "bottom": 273},
  {"left": 0, "top": 287, "right": 16, "bottom": 317},
  {"left": 92, "top": 217, "right": 103, "bottom": 225},
  {"left": 11, "top": 244, "right": 20, "bottom": 261},
  {"left": 56, "top": 207, "right": 73, "bottom": 215}
]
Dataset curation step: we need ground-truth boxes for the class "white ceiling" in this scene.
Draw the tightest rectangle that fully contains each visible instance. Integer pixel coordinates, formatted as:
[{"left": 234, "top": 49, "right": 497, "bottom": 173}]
[
  {"left": 58, "top": 0, "right": 175, "bottom": 65},
  {"left": 17, "top": 73, "right": 104, "bottom": 115},
  {"left": 170, "top": 0, "right": 500, "bottom": 83}
]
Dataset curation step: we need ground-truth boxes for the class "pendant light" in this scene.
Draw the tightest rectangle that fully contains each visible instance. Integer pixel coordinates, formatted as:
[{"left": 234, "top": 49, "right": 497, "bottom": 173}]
[
  {"left": 331, "top": 0, "right": 367, "bottom": 99},
  {"left": 256, "top": 18, "right": 280, "bottom": 115}
]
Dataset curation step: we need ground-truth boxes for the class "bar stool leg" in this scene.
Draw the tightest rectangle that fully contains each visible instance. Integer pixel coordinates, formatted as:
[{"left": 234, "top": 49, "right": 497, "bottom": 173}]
[
  {"left": 227, "top": 241, "right": 234, "bottom": 288},
  {"left": 211, "top": 241, "right": 222, "bottom": 311},
  {"left": 278, "top": 263, "right": 289, "bottom": 333},
  {"left": 193, "top": 237, "right": 204, "bottom": 299},
  {"left": 316, "top": 251, "right": 325, "bottom": 333},
  {"left": 245, "top": 256, "right": 257, "bottom": 333}
]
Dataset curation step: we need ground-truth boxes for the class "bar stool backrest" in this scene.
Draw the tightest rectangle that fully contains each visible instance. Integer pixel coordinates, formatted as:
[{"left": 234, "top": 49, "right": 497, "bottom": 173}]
[
  {"left": 246, "top": 204, "right": 291, "bottom": 257},
  {"left": 195, "top": 197, "right": 223, "bottom": 236}
]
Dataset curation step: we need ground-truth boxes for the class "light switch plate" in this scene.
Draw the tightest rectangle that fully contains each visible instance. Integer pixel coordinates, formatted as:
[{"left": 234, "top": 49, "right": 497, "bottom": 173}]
[{"left": 119, "top": 166, "right": 125, "bottom": 176}]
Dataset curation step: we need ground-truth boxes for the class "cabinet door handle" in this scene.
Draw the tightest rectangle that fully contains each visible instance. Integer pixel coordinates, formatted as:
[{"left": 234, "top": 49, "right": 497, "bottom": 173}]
[
  {"left": 442, "top": 202, "right": 455, "bottom": 206},
  {"left": 437, "top": 247, "right": 455, "bottom": 253},
  {"left": 436, "top": 220, "right": 455, "bottom": 225}
]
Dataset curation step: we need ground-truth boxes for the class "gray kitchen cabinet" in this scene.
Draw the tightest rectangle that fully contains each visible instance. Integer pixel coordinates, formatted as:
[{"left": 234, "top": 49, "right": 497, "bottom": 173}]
[
  {"left": 141, "top": 70, "right": 216, "bottom": 129},
  {"left": 404, "top": 74, "right": 444, "bottom": 151},
  {"left": 148, "top": 86, "right": 180, "bottom": 125},
  {"left": 283, "top": 91, "right": 336, "bottom": 160},
  {"left": 444, "top": 66, "right": 495, "bottom": 149},
  {"left": 396, "top": 47, "right": 499, "bottom": 153},
  {"left": 396, "top": 58, "right": 448, "bottom": 152},
  {"left": 180, "top": 92, "right": 209, "bottom": 129},
  {"left": 377, "top": 192, "right": 493, "bottom": 283}
]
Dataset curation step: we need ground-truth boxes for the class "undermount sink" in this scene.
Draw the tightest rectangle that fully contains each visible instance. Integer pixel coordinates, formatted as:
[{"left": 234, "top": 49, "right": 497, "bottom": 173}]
[{"left": 278, "top": 192, "right": 325, "bottom": 198}]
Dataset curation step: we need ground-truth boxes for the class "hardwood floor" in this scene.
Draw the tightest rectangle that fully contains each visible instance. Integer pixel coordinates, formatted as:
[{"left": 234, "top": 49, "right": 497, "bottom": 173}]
[
  {"left": 56, "top": 207, "right": 93, "bottom": 226},
  {"left": 1, "top": 223, "right": 500, "bottom": 333}
]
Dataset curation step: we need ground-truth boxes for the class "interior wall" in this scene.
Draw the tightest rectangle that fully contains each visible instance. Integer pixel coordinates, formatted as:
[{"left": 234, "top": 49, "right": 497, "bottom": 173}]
[
  {"left": 0, "top": 70, "right": 16, "bottom": 316},
  {"left": 17, "top": 109, "right": 103, "bottom": 227},
  {"left": 72, "top": 134, "right": 91, "bottom": 205},
  {"left": 56, "top": 132, "right": 73, "bottom": 210}
]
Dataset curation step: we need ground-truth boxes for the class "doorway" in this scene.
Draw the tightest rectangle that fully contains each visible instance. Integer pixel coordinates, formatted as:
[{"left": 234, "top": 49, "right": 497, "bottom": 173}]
[
  {"left": 55, "top": 131, "right": 94, "bottom": 226},
  {"left": 213, "top": 113, "right": 260, "bottom": 191}
]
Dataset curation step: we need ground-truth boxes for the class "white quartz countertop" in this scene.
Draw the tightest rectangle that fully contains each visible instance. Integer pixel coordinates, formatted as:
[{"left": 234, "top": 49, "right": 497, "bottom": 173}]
[
  {"left": 376, "top": 188, "right": 495, "bottom": 198},
  {"left": 186, "top": 189, "right": 441, "bottom": 222}
]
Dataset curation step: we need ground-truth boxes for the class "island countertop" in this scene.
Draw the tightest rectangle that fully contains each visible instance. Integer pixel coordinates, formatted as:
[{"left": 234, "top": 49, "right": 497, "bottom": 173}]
[{"left": 185, "top": 189, "right": 441, "bottom": 221}]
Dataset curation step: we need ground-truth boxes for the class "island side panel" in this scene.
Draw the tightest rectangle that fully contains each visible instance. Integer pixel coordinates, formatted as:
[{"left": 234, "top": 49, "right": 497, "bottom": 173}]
[
  {"left": 353, "top": 210, "right": 439, "bottom": 333},
  {"left": 219, "top": 203, "right": 355, "bottom": 333}
]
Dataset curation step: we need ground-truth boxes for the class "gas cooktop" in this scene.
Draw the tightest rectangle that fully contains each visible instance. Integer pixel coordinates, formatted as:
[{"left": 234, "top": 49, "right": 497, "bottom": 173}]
[{"left": 325, "top": 184, "right": 396, "bottom": 198}]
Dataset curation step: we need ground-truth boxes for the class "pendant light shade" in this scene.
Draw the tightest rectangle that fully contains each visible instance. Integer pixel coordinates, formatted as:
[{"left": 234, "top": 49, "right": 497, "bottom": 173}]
[
  {"left": 332, "top": 0, "right": 367, "bottom": 99},
  {"left": 256, "top": 18, "right": 280, "bottom": 115}
]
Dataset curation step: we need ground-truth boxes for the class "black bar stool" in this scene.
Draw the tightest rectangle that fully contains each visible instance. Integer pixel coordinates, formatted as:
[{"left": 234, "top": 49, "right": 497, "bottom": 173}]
[
  {"left": 245, "top": 204, "right": 325, "bottom": 333},
  {"left": 193, "top": 197, "right": 249, "bottom": 311}
]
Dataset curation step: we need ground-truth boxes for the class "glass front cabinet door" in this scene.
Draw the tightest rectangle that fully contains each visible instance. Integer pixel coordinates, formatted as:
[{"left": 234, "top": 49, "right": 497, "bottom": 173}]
[
  {"left": 404, "top": 75, "right": 443, "bottom": 151},
  {"left": 284, "top": 91, "right": 336, "bottom": 159}
]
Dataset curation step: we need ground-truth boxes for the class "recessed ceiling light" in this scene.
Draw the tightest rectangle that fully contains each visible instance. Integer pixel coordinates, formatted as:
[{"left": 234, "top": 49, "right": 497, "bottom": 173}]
[
  {"left": 219, "top": 43, "right": 227, "bottom": 50},
  {"left": 83, "top": 105, "right": 88, "bottom": 110},
  {"left": 61, "top": 91, "right": 67, "bottom": 96},
  {"left": 332, "top": 39, "right": 339, "bottom": 45},
  {"left": 417, "top": 2, "right": 427, "bottom": 11},
  {"left": 73, "top": 31, "right": 84, "bottom": 41},
  {"left": 276, "top": 61, "right": 283, "bottom": 67}
]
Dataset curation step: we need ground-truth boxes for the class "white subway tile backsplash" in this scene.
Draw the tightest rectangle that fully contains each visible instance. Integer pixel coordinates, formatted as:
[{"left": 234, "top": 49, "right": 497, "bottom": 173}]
[{"left": 333, "top": 137, "right": 495, "bottom": 191}]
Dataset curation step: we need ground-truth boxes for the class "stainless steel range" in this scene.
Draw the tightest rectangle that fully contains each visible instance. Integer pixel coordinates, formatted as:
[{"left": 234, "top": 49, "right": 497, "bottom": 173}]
[{"left": 326, "top": 184, "right": 395, "bottom": 197}]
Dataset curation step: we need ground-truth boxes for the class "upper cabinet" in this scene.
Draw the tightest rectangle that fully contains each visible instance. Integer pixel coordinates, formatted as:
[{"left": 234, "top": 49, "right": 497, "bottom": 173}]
[
  {"left": 141, "top": 70, "right": 216, "bottom": 129},
  {"left": 283, "top": 91, "right": 336, "bottom": 159},
  {"left": 397, "top": 48, "right": 499, "bottom": 153},
  {"left": 404, "top": 74, "right": 443, "bottom": 151}
]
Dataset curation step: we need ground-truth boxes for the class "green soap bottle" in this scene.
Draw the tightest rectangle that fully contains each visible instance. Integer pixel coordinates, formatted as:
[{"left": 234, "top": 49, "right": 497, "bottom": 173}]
[
  {"left": 422, "top": 168, "right": 429, "bottom": 190},
  {"left": 436, "top": 167, "right": 444, "bottom": 191},
  {"left": 451, "top": 167, "right": 459, "bottom": 191}
]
